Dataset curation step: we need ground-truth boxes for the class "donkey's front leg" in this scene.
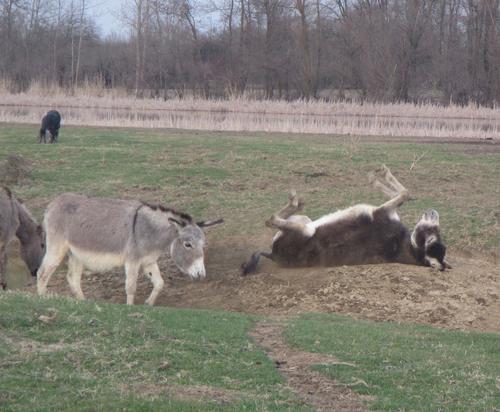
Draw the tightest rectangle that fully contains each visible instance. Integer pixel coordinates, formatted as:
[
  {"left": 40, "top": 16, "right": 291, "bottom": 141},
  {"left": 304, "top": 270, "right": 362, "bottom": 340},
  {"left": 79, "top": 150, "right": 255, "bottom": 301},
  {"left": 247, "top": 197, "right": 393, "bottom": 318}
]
[
  {"left": 66, "top": 255, "right": 85, "bottom": 300},
  {"left": 266, "top": 191, "right": 314, "bottom": 236},
  {"left": 143, "top": 262, "right": 164, "bottom": 306},
  {"left": 125, "top": 261, "right": 141, "bottom": 305},
  {"left": 279, "top": 190, "right": 304, "bottom": 218}
]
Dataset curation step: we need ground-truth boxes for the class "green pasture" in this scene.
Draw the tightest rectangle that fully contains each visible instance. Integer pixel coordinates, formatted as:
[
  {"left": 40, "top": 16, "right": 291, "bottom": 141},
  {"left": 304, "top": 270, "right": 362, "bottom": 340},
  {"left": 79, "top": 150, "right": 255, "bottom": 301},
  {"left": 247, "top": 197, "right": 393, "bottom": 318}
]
[
  {"left": 1, "top": 293, "right": 499, "bottom": 411},
  {"left": 0, "top": 124, "right": 499, "bottom": 411},
  {"left": 1, "top": 125, "right": 498, "bottom": 252}
]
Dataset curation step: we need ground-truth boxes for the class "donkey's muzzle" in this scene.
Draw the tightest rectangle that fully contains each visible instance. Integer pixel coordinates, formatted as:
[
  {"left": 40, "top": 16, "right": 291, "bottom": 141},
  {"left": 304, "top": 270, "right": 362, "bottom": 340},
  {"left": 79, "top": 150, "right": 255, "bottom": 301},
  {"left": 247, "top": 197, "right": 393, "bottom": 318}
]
[{"left": 186, "top": 259, "right": 206, "bottom": 280}]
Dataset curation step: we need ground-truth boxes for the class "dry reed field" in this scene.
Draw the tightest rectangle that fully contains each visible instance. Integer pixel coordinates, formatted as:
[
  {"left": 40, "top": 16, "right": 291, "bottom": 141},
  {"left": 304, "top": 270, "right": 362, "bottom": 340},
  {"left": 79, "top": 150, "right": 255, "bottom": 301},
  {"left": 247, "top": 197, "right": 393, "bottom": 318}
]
[{"left": 1, "top": 81, "right": 499, "bottom": 139}]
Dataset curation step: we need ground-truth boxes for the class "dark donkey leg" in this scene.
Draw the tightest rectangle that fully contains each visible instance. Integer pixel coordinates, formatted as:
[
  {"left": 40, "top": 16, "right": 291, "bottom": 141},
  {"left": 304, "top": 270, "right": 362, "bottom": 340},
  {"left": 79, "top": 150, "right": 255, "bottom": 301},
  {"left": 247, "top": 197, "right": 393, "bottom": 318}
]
[
  {"left": 39, "top": 129, "right": 46, "bottom": 144},
  {"left": 49, "top": 128, "right": 59, "bottom": 143},
  {"left": 241, "top": 251, "right": 274, "bottom": 276},
  {"left": 0, "top": 245, "right": 7, "bottom": 290}
]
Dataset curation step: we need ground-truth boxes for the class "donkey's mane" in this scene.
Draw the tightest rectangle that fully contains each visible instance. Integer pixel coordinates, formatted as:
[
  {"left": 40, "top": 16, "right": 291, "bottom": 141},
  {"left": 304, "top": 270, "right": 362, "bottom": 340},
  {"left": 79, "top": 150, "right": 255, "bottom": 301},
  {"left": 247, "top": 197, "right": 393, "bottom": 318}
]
[{"left": 141, "top": 202, "right": 193, "bottom": 223}]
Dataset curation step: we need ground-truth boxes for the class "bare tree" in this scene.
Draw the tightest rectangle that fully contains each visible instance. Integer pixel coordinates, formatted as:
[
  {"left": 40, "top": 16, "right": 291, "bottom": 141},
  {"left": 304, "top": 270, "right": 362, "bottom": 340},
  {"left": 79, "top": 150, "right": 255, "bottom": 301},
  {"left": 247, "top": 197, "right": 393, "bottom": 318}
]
[
  {"left": 74, "top": 0, "right": 86, "bottom": 90},
  {"left": 0, "top": 0, "right": 499, "bottom": 105},
  {"left": 294, "top": 0, "right": 314, "bottom": 98}
]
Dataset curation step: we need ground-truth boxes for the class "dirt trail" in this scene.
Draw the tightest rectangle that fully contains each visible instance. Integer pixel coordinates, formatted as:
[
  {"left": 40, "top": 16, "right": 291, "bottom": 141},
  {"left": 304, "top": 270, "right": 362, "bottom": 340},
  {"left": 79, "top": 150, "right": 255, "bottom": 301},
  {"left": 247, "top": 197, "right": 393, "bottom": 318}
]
[{"left": 250, "top": 319, "right": 371, "bottom": 411}]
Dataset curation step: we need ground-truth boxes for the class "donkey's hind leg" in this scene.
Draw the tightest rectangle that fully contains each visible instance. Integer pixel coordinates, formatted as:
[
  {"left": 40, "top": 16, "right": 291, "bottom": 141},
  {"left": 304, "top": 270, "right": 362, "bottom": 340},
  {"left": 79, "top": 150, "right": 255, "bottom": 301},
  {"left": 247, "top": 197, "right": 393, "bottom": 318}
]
[
  {"left": 143, "top": 263, "right": 164, "bottom": 306},
  {"left": 369, "top": 165, "right": 408, "bottom": 199},
  {"left": 66, "top": 254, "right": 85, "bottom": 300},
  {"left": 37, "top": 240, "right": 69, "bottom": 296},
  {"left": 370, "top": 165, "right": 410, "bottom": 214}
]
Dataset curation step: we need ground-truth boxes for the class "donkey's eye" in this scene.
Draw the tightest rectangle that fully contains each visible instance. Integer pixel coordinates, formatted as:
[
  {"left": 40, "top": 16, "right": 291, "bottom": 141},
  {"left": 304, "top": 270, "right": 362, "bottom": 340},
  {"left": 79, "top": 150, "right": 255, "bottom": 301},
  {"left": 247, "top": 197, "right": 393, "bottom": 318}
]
[{"left": 184, "top": 242, "right": 193, "bottom": 249}]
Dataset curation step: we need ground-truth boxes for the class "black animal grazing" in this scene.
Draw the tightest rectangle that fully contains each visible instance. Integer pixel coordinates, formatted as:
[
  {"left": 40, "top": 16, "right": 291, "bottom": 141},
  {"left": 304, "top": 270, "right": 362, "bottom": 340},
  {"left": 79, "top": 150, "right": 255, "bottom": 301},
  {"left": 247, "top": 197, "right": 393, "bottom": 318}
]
[
  {"left": 241, "top": 165, "right": 451, "bottom": 275},
  {"left": 39, "top": 110, "right": 62, "bottom": 143}
]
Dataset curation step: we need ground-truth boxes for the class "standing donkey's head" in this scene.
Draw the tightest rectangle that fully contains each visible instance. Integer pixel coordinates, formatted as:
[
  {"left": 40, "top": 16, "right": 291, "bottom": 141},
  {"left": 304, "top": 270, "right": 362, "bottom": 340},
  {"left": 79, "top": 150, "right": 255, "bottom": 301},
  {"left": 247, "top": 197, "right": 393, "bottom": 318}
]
[
  {"left": 168, "top": 218, "right": 224, "bottom": 279},
  {"left": 411, "top": 209, "right": 450, "bottom": 271},
  {"left": 15, "top": 201, "right": 46, "bottom": 278},
  {"left": 19, "top": 225, "right": 45, "bottom": 277}
]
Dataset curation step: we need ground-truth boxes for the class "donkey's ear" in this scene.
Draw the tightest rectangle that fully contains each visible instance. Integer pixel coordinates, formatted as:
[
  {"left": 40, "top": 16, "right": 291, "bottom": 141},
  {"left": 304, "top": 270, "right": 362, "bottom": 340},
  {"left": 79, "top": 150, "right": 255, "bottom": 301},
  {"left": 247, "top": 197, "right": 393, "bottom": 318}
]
[
  {"left": 197, "top": 218, "right": 224, "bottom": 228},
  {"left": 168, "top": 217, "right": 187, "bottom": 228}
]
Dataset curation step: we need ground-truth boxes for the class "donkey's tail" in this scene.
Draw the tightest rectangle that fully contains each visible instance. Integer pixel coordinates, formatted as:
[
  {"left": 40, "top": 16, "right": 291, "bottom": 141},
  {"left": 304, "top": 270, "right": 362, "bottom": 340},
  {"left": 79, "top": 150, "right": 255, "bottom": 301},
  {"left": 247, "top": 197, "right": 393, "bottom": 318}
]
[{"left": 240, "top": 251, "right": 273, "bottom": 276}]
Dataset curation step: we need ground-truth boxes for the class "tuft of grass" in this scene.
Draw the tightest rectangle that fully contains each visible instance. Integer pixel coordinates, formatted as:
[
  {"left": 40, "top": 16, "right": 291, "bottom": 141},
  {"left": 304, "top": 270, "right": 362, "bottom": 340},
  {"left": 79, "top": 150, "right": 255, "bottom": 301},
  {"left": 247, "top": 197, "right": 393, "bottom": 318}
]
[
  {"left": 285, "top": 313, "right": 500, "bottom": 411},
  {"left": 0, "top": 292, "right": 309, "bottom": 411}
]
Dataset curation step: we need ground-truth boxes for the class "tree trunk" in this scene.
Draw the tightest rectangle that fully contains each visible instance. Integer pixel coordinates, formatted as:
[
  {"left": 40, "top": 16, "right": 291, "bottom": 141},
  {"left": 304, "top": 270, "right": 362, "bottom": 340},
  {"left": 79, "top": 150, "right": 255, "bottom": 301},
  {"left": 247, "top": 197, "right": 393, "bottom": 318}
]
[
  {"left": 74, "top": 0, "right": 86, "bottom": 90},
  {"left": 295, "top": 0, "right": 313, "bottom": 99}
]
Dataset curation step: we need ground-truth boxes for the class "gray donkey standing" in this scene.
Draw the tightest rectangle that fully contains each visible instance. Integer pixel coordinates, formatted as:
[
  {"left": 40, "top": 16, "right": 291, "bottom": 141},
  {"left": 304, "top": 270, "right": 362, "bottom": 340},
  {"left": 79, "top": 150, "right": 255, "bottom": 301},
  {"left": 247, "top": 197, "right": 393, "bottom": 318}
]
[
  {"left": 0, "top": 187, "right": 45, "bottom": 289},
  {"left": 37, "top": 193, "right": 223, "bottom": 305}
]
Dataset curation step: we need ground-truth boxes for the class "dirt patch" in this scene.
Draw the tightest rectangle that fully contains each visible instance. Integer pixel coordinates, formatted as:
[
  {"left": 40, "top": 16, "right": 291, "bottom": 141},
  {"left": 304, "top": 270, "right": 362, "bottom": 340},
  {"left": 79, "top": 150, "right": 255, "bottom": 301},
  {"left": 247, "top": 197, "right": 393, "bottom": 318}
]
[
  {"left": 0, "top": 154, "right": 33, "bottom": 186},
  {"left": 1, "top": 334, "right": 76, "bottom": 355},
  {"left": 16, "top": 234, "right": 500, "bottom": 333},
  {"left": 250, "top": 320, "right": 370, "bottom": 411},
  {"left": 118, "top": 382, "right": 251, "bottom": 406}
]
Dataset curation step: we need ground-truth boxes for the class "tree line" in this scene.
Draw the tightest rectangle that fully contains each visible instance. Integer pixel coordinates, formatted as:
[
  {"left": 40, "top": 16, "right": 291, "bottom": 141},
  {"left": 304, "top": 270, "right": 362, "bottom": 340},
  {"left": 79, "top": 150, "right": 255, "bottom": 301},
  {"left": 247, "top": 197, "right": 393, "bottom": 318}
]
[{"left": 1, "top": 0, "right": 499, "bottom": 105}]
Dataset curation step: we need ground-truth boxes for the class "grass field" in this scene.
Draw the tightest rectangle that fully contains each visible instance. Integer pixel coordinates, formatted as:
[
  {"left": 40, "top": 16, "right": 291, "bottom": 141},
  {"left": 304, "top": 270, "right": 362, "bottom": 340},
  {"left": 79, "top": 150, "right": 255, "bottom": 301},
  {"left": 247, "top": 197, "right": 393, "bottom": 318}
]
[
  {"left": 286, "top": 314, "right": 500, "bottom": 411},
  {"left": 1, "top": 124, "right": 499, "bottom": 253},
  {"left": 0, "top": 124, "right": 499, "bottom": 410},
  {"left": 1, "top": 293, "right": 499, "bottom": 411},
  {"left": 0, "top": 293, "right": 303, "bottom": 411}
]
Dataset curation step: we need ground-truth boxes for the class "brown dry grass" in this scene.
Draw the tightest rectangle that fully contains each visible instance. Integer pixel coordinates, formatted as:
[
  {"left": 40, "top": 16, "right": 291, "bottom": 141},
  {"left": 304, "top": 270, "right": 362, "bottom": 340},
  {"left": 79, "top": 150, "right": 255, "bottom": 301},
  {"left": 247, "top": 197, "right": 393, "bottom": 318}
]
[{"left": 1, "top": 82, "right": 499, "bottom": 139}]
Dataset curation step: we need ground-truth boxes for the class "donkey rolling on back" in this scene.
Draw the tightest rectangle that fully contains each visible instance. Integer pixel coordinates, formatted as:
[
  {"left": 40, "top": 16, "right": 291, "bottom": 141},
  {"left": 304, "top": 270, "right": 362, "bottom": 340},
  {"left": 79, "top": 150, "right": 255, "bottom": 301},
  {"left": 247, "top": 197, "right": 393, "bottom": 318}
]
[
  {"left": 0, "top": 187, "right": 45, "bottom": 289},
  {"left": 242, "top": 165, "right": 451, "bottom": 275},
  {"left": 37, "top": 194, "right": 223, "bottom": 305},
  {"left": 38, "top": 110, "right": 61, "bottom": 143}
]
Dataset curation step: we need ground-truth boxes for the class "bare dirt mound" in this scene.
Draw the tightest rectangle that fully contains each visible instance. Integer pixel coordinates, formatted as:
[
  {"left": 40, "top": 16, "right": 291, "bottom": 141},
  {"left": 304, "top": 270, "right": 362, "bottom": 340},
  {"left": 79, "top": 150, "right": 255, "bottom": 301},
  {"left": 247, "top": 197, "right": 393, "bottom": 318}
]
[
  {"left": 249, "top": 320, "right": 370, "bottom": 411},
  {"left": 18, "top": 236, "right": 499, "bottom": 333}
]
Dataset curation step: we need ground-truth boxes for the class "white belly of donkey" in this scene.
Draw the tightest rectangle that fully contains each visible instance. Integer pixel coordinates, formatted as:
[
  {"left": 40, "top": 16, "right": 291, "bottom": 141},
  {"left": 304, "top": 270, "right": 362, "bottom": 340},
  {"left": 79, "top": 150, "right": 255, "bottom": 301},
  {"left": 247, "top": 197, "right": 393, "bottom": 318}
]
[{"left": 70, "top": 246, "right": 126, "bottom": 272}]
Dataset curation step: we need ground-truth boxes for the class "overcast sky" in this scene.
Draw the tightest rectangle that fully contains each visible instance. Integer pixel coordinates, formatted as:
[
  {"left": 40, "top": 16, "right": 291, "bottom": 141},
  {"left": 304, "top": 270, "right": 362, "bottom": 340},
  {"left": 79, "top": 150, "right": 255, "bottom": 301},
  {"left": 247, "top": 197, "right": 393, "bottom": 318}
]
[
  {"left": 88, "top": 0, "right": 221, "bottom": 38},
  {"left": 90, "top": 0, "right": 127, "bottom": 37}
]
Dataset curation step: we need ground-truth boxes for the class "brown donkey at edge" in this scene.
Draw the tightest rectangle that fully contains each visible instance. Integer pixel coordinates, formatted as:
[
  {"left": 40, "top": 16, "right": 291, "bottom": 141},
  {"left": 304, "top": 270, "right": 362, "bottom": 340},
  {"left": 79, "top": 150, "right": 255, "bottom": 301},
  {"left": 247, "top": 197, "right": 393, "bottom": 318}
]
[
  {"left": 0, "top": 187, "right": 45, "bottom": 289},
  {"left": 242, "top": 165, "right": 451, "bottom": 275}
]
